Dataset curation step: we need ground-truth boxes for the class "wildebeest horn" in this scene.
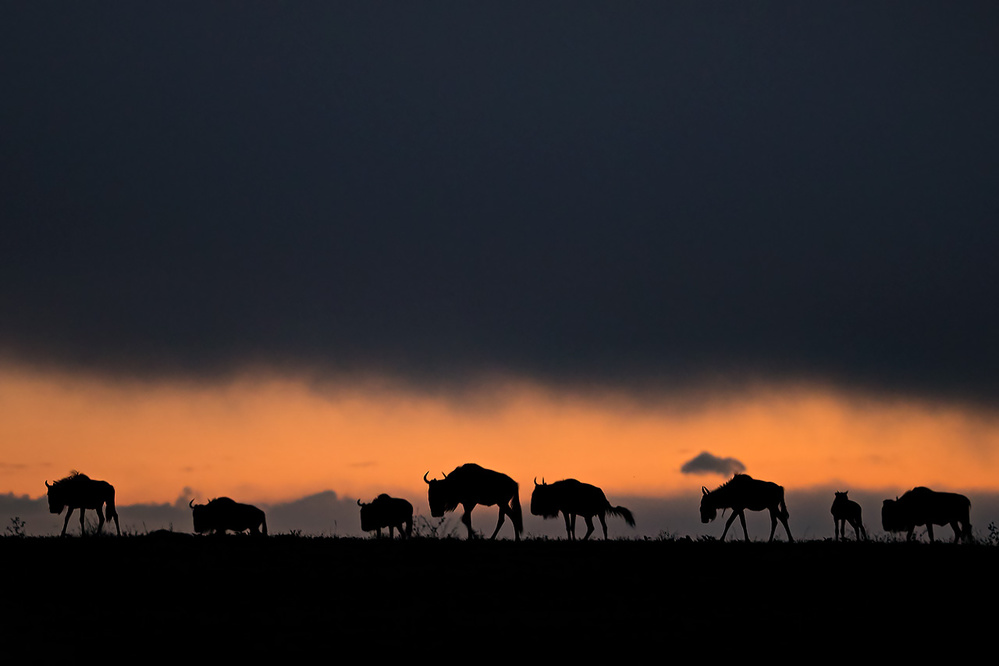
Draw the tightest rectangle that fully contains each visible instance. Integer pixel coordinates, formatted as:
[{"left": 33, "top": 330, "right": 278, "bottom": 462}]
[
  {"left": 357, "top": 499, "right": 364, "bottom": 506},
  {"left": 702, "top": 486, "right": 708, "bottom": 495},
  {"left": 424, "top": 471, "right": 431, "bottom": 484},
  {"left": 189, "top": 499, "right": 196, "bottom": 508},
  {"left": 45, "top": 481, "right": 51, "bottom": 488}
]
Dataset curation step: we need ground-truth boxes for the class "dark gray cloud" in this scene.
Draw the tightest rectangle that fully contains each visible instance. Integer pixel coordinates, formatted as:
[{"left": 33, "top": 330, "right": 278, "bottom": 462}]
[
  {"left": 681, "top": 452, "right": 746, "bottom": 477},
  {"left": 2, "top": 4, "right": 998, "bottom": 406}
]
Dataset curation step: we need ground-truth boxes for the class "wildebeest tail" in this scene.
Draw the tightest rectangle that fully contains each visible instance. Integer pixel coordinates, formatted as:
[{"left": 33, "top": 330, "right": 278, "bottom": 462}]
[
  {"left": 609, "top": 505, "right": 636, "bottom": 527},
  {"left": 511, "top": 483, "right": 524, "bottom": 535},
  {"left": 778, "top": 489, "right": 790, "bottom": 521}
]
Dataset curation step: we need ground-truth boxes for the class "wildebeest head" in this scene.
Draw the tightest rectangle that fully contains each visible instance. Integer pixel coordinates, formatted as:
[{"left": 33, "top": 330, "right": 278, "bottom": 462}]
[
  {"left": 357, "top": 498, "right": 380, "bottom": 532},
  {"left": 44, "top": 480, "right": 65, "bottom": 514},
  {"left": 530, "top": 478, "right": 560, "bottom": 519},
  {"left": 189, "top": 499, "right": 210, "bottom": 534},
  {"left": 700, "top": 487, "right": 718, "bottom": 523},
  {"left": 424, "top": 471, "right": 453, "bottom": 517}
]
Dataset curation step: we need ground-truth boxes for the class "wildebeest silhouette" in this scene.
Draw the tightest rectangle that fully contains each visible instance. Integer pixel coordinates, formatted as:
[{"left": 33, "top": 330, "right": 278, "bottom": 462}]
[
  {"left": 189, "top": 497, "right": 267, "bottom": 536},
  {"left": 881, "top": 486, "right": 972, "bottom": 543},
  {"left": 831, "top": 491, "right": 866, "bottom": 541},
  {"left": 530, "top": 478, "right": 635, "bottom": 540},
  {"left": 424, "top": 463, "right": 523, "bottom": 541},
  {"left": 700, "top": 473, "right": 793, "bottom": 542},
  {"left": 45, "top": 471, "right": 120, "bottom": 536},
  {"left": 358, "top": 494, "right": 414, "bottom": 539}
]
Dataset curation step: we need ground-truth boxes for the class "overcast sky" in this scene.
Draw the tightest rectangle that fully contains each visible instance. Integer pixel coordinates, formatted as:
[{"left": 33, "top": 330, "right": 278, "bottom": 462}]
[{"left": 2, "top": 3, "right": 997, "bottom": 410}]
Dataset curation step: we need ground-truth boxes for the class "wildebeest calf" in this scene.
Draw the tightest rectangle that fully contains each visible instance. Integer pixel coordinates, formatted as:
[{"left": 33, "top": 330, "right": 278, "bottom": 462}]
[{"left": 831, "top": 491, "right": 866, "bottom": 541}]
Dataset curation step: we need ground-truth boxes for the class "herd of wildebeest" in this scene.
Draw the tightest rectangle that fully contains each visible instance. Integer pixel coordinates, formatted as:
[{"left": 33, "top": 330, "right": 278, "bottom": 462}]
[{"left": 42, "top": 463, "right": 975, "bottom": 543}]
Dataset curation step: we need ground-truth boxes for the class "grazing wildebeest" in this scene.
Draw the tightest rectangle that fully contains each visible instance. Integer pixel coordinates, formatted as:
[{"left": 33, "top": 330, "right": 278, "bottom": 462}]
[
  {"left": 700, "top": 473, "right": 793, "bottom": 542},
  {"left": 358, "top": 494, "right": 414, "bottom": 539},
  {"left": 424, "top": 463, "right": 523, "bottom": 541},
  {"left": 45, "top": 471, "right": 121, "bottom": 536},
  {"left": 831, "top": 491, "right": 867, "bottom": 541},
  {"left": 530, "top": 478, "right": 635, "bottom": 540},
  {"left": 189, "top": 497, "right": 267, "bottom": 536},
  {"left": 881, "top": 487, "right": 972, "bottom": 543}
]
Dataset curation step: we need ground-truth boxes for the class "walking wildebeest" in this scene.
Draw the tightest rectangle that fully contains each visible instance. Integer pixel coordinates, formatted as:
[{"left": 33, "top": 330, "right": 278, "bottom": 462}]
[
  {"left": 700, "top": 473, "right": 793, "bottom": 542},
  {"left": 831, "top": 491, "right": 866, "bottom": 541},
  {"left": 189, "top": 497, "right": 267, "bottom": 536},
  {"left": 45, "top": 471, "right": 121, "bottom": 536},
  {"left": 531, "top": 478, "right": 635, "bottom": 540},
  {"left": 424, "top": 463, "right": 523, "bottom": 541},
  {"left": 358, "top": 494, "right": 414, "bottom": 539},
  {"left": 881, "top": 486, "right": 972, "bottom": 543}
]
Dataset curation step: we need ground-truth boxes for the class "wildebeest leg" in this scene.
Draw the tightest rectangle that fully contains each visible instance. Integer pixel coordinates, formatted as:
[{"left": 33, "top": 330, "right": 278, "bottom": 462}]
[
  {"left": 561, "top": 512, "right": 573, "bottom": 540},
  {"left": 461, "top": 503, "right": 476, "bottom": 539},
  {"left": 488, "top": 505, "right": 506, "bottom": 540},
  {"left": 581, "top": 516, "right": 595, "bottom": 541},
  {"left": 95, "top": 506, "right": 106, "bottom": 535},
  {"left": 926, "top": 523, "right": 935, "bottom": 543},
  {"left": 720, "top": 511, "right": 739, "bottom": 541},
  {"left": 61, "top": 507, "right": 74, "bottom": 536},
  {"left": 738, "top": 511, "right": 750, "bottom": 542},
  {"left": 950, "top": 522, "right": 961, "bottom": 543},
  {"left": 79, "top": 508, "right": 86, "bottom": 536},
  {"left": 598, "top": 512, "right": 608, "bottom": 540},
  {"left": 777, "top": 512, "right": 793, "bottom": 542}
]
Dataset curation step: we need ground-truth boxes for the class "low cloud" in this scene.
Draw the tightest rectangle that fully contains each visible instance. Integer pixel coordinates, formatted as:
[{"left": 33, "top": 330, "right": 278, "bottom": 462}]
[{"left": 681, "top": 452, "right": 746, "bottom": 477}]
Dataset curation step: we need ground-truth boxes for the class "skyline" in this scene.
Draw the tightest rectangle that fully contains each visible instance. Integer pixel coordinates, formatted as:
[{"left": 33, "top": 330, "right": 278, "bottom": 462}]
[{"left": 2, "top": 3, "right": 998, "bottom": 538}]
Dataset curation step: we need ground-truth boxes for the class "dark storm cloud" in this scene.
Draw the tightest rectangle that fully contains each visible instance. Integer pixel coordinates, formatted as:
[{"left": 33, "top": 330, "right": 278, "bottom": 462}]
[
  {"left": 681, "top": 452, "right": 746, "bottom": 477},
  {"left": 2, "top": 3, "right": 998, "bottom": 405}
]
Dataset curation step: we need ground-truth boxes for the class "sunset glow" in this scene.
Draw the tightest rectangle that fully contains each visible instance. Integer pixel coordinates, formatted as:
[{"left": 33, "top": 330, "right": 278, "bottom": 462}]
[{"left": 4, "top": 364, "right": 998, "bottom": 512}]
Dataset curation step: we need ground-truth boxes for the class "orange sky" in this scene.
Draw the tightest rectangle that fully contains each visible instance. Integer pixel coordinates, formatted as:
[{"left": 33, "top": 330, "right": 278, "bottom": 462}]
[{"left": 3, "top": 363, "right": 998, "bottom": 509}]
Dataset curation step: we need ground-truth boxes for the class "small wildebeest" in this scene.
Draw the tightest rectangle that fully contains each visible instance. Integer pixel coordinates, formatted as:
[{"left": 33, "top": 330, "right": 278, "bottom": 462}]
[
  {"left": 190, "top": 497, "right": 267, "bottom": 536},
  {"left": 424, "top": 463, "right": 523, "bottom": 541},
  {"left": 531, "top": 478, "right": 635, "bottom": 540},
  {"left": 358, "top": 494, "right": 414, "bottom": 539},
  {"left": 700, "top": 473, "right": 793, "bottom": 542},
  {"left": 45, "top": 471, "right": 121, "bottom": 536},
  {"left": 831, "top": 491, "right": 867, "bottom": 541},
  {"left": 881, "top": 486, "right": 972, "bottom": 543}
]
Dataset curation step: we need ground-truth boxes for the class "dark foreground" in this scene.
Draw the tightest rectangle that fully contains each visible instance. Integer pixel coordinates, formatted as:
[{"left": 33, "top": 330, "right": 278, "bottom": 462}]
[{"left": 4, "top": 535, "right": 992, "bottom": 656}]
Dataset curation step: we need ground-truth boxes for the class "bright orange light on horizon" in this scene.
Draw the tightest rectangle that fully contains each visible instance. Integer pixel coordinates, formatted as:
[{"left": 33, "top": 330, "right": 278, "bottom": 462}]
[{"left": 3, "top": 365, "right": 999, "bottom": 511}]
